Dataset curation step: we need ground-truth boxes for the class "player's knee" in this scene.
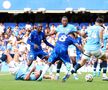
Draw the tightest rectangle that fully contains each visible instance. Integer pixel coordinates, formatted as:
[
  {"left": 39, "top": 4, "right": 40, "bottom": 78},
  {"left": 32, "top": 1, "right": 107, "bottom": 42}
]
[
  {"left": 27, "top": 60, "right": 33, "bottom": 67},
  {"left": 79, "top": 59, "right": 86, "bottom": 66},
  {"left": 100, "top": 55, "right": 106, "bottom": 61},
  {"left": 28, "top": 55, "right": 35, "bottom": 61}
]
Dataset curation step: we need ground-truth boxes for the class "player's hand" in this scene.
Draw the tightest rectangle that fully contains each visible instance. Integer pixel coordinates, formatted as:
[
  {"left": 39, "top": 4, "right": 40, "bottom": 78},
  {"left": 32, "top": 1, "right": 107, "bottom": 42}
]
[{"left": 34, "top": 44, "right": 38, "bottom": 49}]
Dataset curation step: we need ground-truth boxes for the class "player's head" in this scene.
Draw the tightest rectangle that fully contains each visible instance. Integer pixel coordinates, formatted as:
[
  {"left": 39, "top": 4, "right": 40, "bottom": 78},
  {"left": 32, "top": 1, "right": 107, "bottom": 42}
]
[
  {"left": 95, "top": 17, "right": 104, "bottom": 26},
  {"left": 61, "top": 16, "right": 68, "bottom": 27},
  {"left": 37, "top": 23, "right": 43, "bottom": 32},
  {"left": 68, "top": 31, "right": 76, "bottom": 38}
]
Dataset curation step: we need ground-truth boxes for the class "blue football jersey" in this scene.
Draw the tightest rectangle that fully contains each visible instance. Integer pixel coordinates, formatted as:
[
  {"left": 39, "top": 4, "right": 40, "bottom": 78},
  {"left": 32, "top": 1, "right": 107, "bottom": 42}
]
[
  {"left": 84, "top": 25, "right": 102, "bottom": 51},
  {"left": 27, "top": 30, "right": 54, "bottom": 51},
  {"left": 56, "top": 24, "right": 77, "bottom": 34},
  {"left": 48, "top": 33, "right": 79, "bottom": 64},
  {"left": 54, "top": 33, "right": 78, "bottom": 53}
]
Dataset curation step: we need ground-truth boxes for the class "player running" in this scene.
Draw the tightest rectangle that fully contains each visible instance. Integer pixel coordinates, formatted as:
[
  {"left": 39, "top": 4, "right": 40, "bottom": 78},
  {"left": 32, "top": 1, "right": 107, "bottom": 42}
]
[
  {"left": 93, "top": 28, "right": 108, "bottom": 79},
  {"left": 27, "top": 24, "right": 54, "bottom": 67},
  {"left": 48, "top": 16, "right": 79, "bottom": 80},
  {"left": 64, "top": 17, "right": 108, "bottom": 81}
]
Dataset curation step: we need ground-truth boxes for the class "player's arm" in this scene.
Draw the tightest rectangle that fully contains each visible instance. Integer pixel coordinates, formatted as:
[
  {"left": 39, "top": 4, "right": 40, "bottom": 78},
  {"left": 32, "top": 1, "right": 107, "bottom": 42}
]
[
  {"left": 46, "top": 29, "right": 57, "bottom": 36},
  {"left": 72, "top": 26, "right": 81, "bottom": 35},
  {"left": 46, "top": 25, "right": 60, "bottom": 36},
  {"left": 27, "top": 32, "right": 38, "bottom": 48},
  {"left": 99, "top": 27, "right": 104, "bottom": 48},
  {"left": 27, "top": 32, "right": 34, "bottom": 46},
  {"left": 43, "top": 34, "right": 54, "bottom": 48},
  {"left": 79, "top": 30, "right": 88, "bottom": 38},
  {"left": 69, "top": 34, "right": 84, "bottom": 52},
  {"left": 24, "top": 66, "right": 36, "bottom": 80},
  {"left": 75, "top": 43, "right": 84, "bottom": 53},
  {"left": 71, "top": 38, "right": 84, "bottom": 53}
]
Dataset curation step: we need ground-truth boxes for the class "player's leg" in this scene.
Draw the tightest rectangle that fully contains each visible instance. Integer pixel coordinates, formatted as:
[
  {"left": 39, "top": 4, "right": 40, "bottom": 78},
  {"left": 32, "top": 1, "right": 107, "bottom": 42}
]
[
  {"left": 68, "top": 46, "right": 79, "bottom": 80},
  {"left": 38, "top": 50, "right": 49, "bottom": 61},
  {"left": 60, "top": 55, "right": 72, "bottom": 82},
  {"left": 37, "top": 51, "right": 57, "bottom": 81},
  {"left": 13, "top": 48, "right": 19, "bottom": 63},
  {"left": 6, "top": 53, "right": 20, "bottom": 75},
  {"left": 71, "top": 51, "right": 90, "bottom": 76},
  {"left": 27, "top": 51, "right": 36, "bottom": 67},
  {"left": 101, "top": 60, "right": 107, "bottom": 79},
  {"left": 101, "top": 50, "right": 108, "bottom": 78},
  {"left": 68, "top": 46, "right": 76, "bottom": 67},
  {"left": 75, "top": 53, "right": 82, "bottom": 75},
  {"left": 93, "top": 59, "right": 98, "bottom": 77},
  {"left": 56, "top": 60, "right": 62, "bottom": 80},
  {"left": 37, "top": 51, "right": 51, "bottom": 80},
  {"left": 97, "top": 60, "right": 102, "bottom": 77},
  {"left": 5, "top": 53, "right": 13, "bottom": 64},
  {"left": 38, "top": 50, "right": 55, "bottom": 77},
  {"left": 94, "top": 50, "right": 108, "bottom": 80},
  {"left": 24, "top": 66, "right": 36, "bottom": 80}
]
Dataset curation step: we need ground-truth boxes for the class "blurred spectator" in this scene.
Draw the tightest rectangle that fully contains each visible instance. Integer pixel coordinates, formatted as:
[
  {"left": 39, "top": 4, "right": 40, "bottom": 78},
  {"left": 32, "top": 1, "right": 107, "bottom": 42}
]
[
  {"left": 13, "top": 25, "right": 19, "bottom": 37},
  {"left": 25, "top": 22, "right": 32, "bottom": 30},
  {"left": 50, "top": 24, "right": 56, "bottom": 32},
  {"left": 0, "top": 34, "right": 4, "bottom": 40},
  {"left": 0, "top": 41, "right": 6, "bottom": 51},
  {"left": 9, "top": 34, "right": 17, "bottom": 45},
  {"left": 6, "top": 27, "right": 12, "bottom": 37},
  {"left": 22, "top": 31, "right": 30, "bottom": 44},
  {"left": 18, "top": 42, "right": 27, "bottom": 53},
  {"left": 3, "top": 33, "right": 9, "bottom": 46},
  {"left": 80, "top": 25, "right": 86, "bottom": 32},
  {"left": 7, "top": 41, "right": 13, "bottom": 51},
  {"left": 0, "top": 23, "right": 5, "bottom": 35},
  {"left": 32, "top": 24, "right": 37, "bottom": 30},
  {"left": 45, "top": 27, "right": 50, "bottom": 35}
]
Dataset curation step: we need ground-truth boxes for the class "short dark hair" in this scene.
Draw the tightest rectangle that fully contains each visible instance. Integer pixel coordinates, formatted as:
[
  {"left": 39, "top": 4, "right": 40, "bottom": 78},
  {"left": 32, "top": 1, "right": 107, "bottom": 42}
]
[
  {"left": 68, "top": 31, "right": 76, "bottom": 37},
  {"left": 96, "top": 17, "right": 104, "bottom": 23},
  {"left": 62, "top": 16, "right": 68, "bottom": 20}
]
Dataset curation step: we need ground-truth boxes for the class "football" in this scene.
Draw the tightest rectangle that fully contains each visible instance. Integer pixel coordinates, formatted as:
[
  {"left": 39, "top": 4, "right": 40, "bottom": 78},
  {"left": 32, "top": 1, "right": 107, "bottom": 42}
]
[{"left": 85, "top": 74, "right": 93, "bottom": 82}]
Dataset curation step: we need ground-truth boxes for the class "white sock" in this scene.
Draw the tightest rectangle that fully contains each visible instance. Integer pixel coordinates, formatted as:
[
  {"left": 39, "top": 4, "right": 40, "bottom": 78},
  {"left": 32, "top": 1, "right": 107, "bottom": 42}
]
[
  {"left": 40, "top": 64, "right": 49, "bottom": 78},
  {"left": 103, "top": 73, "right": 107, "bottom": 77},
  {"left": 49, "top": 65, "right": 53, "bottom": 75},
  {"left": 56, "top": 73, "right": 60, "bottom": 76}
]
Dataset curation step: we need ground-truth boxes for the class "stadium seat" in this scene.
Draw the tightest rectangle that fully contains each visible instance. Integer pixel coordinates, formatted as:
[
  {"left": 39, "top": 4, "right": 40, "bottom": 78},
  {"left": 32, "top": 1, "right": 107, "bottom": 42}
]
[
  {"left": 4, "top": 23, "right": 16, "bottom": 29},
  {"left": 80, "top": 23, "right": 89, "bottom": 28}
]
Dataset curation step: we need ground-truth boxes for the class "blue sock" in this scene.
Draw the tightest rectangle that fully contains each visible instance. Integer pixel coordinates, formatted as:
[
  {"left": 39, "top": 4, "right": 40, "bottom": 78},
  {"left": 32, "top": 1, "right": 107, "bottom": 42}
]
[
  {"left": 102, "top": 61, "right": 107, "bottom": 74},
  {"left": 71, "top": 63, "right": 81, "bottom": 74},
  {"left": 73, "top": 62, "right": 77, "bottom": 67},
  {"left": 93, "top": 61, "right": 98, "bottom": 71}
]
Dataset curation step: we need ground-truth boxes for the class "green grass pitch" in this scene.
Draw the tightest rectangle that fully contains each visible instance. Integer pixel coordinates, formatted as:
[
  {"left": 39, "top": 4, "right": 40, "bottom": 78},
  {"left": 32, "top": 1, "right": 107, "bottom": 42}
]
[{"left": 0, "top": 72, "right": 108, "bottom": 90}]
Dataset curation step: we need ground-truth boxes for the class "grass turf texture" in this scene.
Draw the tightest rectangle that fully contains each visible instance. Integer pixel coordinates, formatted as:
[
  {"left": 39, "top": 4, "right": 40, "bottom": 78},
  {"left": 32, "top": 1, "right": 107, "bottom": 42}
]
[{"left": 0, "top": 72, "right": 108, "bottom": 90}]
